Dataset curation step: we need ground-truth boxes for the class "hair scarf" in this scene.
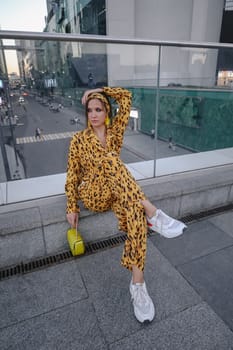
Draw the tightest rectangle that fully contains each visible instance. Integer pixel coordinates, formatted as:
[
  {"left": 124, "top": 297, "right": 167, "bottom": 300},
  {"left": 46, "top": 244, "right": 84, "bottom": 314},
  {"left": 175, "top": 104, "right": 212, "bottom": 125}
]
[{"left": 86, "top": 92, "right": 111, "bottom": 115}]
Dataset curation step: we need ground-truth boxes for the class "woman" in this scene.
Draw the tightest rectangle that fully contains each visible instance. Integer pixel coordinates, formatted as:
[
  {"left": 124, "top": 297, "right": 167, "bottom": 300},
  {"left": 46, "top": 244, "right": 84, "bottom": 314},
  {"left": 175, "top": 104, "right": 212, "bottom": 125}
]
[{"left": 65, "top": 86, "right": 186, "bottom": 323}]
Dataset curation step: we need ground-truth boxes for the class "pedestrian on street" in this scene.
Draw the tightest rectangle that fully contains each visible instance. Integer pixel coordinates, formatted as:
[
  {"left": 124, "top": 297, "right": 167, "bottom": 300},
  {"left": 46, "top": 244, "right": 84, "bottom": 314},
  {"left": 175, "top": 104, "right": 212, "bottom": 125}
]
[
  {"left": 88, "top": 72, "right": 95, "bottom": 88},
  {"left": 35, "top": 127, "right": 42, "bottom": 140},
  {"left": 65, "top": 86, "right": 186, "bottom": 323}
]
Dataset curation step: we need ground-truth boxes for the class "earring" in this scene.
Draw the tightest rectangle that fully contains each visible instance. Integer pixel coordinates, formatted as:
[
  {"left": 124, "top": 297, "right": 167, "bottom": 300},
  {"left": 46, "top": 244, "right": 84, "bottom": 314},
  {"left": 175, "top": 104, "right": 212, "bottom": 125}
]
[{"left": 105, "top": 115, "right": 110, "bottom": 126}]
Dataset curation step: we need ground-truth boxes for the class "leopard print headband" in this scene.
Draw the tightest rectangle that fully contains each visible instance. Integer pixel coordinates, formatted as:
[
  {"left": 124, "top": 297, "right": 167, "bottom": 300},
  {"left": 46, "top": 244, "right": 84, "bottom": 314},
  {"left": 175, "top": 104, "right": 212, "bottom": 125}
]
[{"left": 86, "top": 93, "right": 110, "bottom": 114}]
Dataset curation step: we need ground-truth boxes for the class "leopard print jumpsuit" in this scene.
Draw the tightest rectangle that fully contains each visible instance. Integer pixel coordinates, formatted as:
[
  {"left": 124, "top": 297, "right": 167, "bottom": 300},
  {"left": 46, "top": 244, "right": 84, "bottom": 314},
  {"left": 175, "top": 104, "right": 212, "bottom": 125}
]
[{"left": 65, "top": 87, "right": 147, "bottom": 271}]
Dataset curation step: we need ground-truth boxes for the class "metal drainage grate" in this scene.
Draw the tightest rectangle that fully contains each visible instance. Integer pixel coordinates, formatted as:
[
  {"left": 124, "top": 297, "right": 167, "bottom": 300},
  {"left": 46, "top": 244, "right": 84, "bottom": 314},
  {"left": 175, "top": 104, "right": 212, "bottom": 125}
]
[
  {"left": 85, "top": 234, "right": 127, "bottom": 254},
  {"left": 0, "top": 233, "right": 127, "bottom": 281},
  {"left": 0, "top": 251, "right": 73, "bottom": 281},
  {"left": 1, "top": 203, "right": 233, "bottom": 282},
  {"left": 180, "top": 203, "right": 233, "bottom": 224}
]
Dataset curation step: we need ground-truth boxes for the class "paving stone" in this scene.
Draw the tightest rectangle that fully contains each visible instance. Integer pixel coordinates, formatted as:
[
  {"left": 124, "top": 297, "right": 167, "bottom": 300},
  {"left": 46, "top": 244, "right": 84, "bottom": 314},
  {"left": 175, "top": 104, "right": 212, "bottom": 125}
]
[
  {"left": 39, "top": 198, "right": 92, "bottom": 225},
  {"left": 1, "top": 194, "right": 233, "bottom": 349},
  {"left": 149, "top": 219, "right": 233, "bottom": 266},
  {"left": 209, "top": 210, "right": 233, "bottom": 238},
  {"left": 0, "top": 207, "right": 41, "bottom": 235},
  {"left": 0, "top": 227, "right": 45, "bottom": 268},
  {"left": 77, "top": 241, "right": 200, "bottom": 343},
  {"left": 43, "top": 221, "right": 70, "bottom": 254},
  {"left": 0, "top": 260, "right": 87, "bottom": 328},
  {"left": 78, "top": 211, "right": 119, "bottom": 242},
  {"left": 180, "top": 186, "right": 230, "bottom": 216},
  {"left": 109, "top": 302, "right": 233, "bottom": 350},
  {"left": 0, "top": 300, "right": 107, "bottom": 350},
  {"left": 143, "top": 181, "right": 181, "bottom": 218},
  {"left": 178, "top": 245, "right": 233, "bottom": 330},
  {"left": 39, "top": 199, "right": 67, "bottom": 225},
  {"left": 149, "top": 195, "right": 181, "bottom": 219}
]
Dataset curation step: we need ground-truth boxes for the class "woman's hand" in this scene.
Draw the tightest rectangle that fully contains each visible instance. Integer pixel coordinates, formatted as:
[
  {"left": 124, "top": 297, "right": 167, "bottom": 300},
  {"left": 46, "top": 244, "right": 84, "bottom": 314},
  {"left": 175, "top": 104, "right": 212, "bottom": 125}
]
[
  {"left": 66, "top": 212, "right": 79, "bottom": 228},
  {"left": 81, "top": 88, "right": 103, "bottom": 105}
]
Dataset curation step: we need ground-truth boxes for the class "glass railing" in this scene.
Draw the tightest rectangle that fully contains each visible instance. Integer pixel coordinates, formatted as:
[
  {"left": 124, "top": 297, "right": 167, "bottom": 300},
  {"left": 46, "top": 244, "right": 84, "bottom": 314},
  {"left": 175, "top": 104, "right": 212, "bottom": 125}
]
[{"left": 1, "top": 31, "right": 233, "bottom": 204}]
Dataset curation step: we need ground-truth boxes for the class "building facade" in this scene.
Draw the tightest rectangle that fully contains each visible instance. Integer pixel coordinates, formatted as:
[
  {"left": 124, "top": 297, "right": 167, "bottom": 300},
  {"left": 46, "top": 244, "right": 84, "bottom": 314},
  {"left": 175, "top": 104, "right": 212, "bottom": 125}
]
[
  {"left": 40, "top": 0, "right": 225, "bottom": 88},
  {"left": 106, "top": 0, "right": 225, "bottom": 87},
  {"left": 18, "top": 1, "right": 227, "bottom": 92}
]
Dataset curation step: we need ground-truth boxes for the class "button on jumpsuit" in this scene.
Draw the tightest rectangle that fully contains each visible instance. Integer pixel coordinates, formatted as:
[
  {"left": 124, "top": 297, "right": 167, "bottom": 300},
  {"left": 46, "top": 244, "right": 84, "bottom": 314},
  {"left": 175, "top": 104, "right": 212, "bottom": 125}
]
[{"left": 65, "top": 87, "right": 148, "bottom": 271}]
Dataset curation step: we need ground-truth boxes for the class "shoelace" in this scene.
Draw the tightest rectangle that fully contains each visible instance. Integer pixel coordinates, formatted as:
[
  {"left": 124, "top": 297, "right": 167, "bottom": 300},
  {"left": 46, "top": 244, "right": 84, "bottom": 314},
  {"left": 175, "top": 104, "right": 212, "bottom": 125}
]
[
  {"left": 158, "top": 210, "right": 173, "bottom": 227},
  {"left": 132, "top": 284, "right": 148, "bottom": 306}
]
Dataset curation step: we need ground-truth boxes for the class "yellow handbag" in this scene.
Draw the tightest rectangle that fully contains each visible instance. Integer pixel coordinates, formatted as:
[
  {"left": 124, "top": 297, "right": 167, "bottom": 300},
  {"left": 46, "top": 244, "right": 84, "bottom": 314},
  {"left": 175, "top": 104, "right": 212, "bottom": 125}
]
[{"left": 67, "top": 228, "right": 85, "bottom": 256}]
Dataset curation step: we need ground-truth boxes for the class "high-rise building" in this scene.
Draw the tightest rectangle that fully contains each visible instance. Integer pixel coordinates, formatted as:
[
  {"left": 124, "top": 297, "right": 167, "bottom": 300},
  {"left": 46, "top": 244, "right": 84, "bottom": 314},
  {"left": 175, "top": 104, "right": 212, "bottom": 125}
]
[{"left": 44, "top": 0, "right": 225, "bottom": 87}]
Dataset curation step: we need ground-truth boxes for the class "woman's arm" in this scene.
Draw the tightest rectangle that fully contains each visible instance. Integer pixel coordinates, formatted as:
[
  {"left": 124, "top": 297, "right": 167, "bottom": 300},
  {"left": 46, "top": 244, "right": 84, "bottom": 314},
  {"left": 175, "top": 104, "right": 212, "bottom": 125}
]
[
  {"left": 65, "top": 136, "right": 82, "bottom": 215},
  {"left": 103, "top": 86, "right": 132, "bottom": 135}
]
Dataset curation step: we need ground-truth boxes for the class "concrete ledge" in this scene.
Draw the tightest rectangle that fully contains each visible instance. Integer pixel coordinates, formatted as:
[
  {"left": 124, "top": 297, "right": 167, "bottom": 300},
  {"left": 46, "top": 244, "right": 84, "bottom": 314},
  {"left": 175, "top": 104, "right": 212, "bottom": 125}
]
[
  {"left": 0, "top": 164, "right": 233, "bottom": 268},
  {"left": 141, "top": 164, "right": 233, "bottom": 218}
]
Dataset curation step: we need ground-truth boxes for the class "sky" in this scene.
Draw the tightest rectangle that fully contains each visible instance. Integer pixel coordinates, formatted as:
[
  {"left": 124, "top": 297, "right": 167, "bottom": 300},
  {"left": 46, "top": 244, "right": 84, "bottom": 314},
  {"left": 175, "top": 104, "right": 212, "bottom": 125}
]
[{"left": 0, "top": 0, "right": 48, "bottom": 73}]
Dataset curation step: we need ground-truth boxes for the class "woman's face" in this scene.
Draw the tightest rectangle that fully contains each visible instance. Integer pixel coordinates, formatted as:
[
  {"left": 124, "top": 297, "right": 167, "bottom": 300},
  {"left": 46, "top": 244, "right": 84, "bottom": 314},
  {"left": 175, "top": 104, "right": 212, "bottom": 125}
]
[{"left": 87, "top": 99, "right": 107, "bottom": 128}]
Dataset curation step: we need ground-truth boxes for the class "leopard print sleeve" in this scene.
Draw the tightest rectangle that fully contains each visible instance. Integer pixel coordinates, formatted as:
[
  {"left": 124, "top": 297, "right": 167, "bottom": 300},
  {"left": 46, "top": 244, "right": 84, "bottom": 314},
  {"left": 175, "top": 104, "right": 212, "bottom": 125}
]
[
  {"left": 103, "top": 87, "right": 132, "bottom": 137},
  {"left": 65, "top": 135, "right": 82, "bottom": 214}
]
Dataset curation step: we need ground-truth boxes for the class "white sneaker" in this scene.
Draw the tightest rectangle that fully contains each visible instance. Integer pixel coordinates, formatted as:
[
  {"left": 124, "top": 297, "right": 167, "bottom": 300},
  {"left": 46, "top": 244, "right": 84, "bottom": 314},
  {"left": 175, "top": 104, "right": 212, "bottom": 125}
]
[
  {"left": 147, "top": 209, "right": 187, "bottom": 238},
  {"left": 130, "top": 280, "right": 155, "bottom": 323}
]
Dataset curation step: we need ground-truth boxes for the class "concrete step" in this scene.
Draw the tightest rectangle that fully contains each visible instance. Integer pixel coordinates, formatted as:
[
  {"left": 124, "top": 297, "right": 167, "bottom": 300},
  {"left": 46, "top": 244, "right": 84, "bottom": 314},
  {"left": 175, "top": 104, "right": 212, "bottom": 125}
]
[{"left": 1, "top": 164, "right": 233, "bottom": 269}]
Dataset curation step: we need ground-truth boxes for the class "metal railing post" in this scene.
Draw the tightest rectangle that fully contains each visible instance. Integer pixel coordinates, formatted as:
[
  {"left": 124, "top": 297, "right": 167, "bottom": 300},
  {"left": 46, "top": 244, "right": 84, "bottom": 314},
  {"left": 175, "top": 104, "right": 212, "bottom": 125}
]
[{"left": 153, "top": 45, "right": 161, "bottom": 177}]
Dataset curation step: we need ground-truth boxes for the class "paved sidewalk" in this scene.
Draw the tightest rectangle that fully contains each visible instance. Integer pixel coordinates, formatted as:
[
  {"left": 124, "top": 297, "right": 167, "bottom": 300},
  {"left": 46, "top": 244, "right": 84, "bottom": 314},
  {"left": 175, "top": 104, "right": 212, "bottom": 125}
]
[{"left": 0, "top": 209, "right": 233, "bottom": 349}]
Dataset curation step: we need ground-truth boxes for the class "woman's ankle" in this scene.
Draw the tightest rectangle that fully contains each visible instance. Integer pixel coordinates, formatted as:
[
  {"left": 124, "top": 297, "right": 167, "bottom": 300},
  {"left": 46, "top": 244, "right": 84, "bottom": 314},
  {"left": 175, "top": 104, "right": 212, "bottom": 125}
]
[
  {"left": 140, "top": 200, "right": 157, "bottom": 218},
  {"left": 132, "top": 276, "right": 144, "bottom": 284},
  {"left": 147, "top": 210, "right": 157, "bottom": 219},
  {"left": 132, "top": 266, "right": 144, "bottom": 284}
]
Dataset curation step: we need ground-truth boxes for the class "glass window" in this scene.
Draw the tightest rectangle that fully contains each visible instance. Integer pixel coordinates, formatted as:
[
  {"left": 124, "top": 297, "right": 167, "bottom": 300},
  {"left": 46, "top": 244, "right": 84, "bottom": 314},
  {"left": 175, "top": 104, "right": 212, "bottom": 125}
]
[{"left": 78, "top": 0, "right": 106, "bottom": 35}]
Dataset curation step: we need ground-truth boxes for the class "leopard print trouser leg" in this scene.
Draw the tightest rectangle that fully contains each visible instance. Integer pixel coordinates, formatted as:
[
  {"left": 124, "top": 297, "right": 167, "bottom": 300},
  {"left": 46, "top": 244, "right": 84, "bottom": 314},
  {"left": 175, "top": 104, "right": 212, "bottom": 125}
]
[{"left": 78, "top": 153, "right": 147, "bottom": 271}]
